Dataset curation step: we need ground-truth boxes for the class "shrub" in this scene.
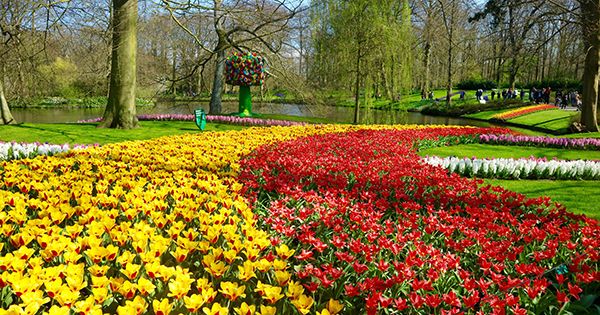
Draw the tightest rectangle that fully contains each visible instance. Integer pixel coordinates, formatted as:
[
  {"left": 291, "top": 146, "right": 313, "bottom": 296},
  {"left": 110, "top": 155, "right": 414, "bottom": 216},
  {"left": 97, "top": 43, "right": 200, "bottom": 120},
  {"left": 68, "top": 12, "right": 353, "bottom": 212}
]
[{"left": 457, "top": 79, "right": 498, "bottom": 90}]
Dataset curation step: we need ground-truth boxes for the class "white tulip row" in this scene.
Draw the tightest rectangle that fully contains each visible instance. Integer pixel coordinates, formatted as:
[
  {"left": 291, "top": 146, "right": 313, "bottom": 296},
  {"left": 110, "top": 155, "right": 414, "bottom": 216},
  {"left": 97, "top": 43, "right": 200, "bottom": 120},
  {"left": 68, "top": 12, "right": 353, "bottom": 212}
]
[
  {"left": 424, "top": 156, "right": 600, "bottom": 180},
  {"left": 0, "top": 142, "right": 85, "bottom": 161}
]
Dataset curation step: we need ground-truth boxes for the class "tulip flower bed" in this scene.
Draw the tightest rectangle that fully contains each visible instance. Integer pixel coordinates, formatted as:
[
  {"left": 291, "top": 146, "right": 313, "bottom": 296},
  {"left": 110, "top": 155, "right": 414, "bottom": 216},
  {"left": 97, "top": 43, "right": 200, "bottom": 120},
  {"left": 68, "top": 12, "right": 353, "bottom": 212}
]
[
  {"left": 479, "top": 134, "right": 600, "bottom": 150},
  {"left": 2, "top": 125, "right": 472, "bottom": 314},
  {"left": 425, "top": 156, "right": 600, "bottom": 180},
  {"left": 492, "top": 104, "right": 557, "bottom": 121},
  {"left": 78, "top": 114, "right": 305, "bottom": 127},
  {"left": 239, "top": 128, "right": 600, "bottom": 314},
  {"left": 0, "top": 125, "right": 364, "bottom": 315},
  {"left": 0, "top": 141, "right": 92, "bottom": 161}
]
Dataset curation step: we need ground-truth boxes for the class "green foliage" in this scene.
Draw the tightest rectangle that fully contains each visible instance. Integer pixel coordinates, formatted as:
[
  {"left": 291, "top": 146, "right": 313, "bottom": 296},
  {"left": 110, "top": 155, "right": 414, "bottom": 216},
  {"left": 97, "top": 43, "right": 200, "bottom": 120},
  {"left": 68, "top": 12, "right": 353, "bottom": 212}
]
[
  {"left": 522, "top": 79, "right": 582, "bottom": 91},
  {"left": 37, "top": 57, "right": 81, "bottom": 97},
  {"left": 457, "top": 79, "right": 498, "bottom": 90},
  {"left": 9, "top": 97, "right": 153, "bottom": 108}
]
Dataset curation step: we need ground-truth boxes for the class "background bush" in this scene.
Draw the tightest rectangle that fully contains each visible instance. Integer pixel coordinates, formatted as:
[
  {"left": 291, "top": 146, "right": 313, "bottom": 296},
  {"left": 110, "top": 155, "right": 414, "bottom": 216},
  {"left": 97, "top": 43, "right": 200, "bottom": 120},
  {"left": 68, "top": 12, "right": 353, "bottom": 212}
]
[{"left": 457, "top": 79, "right": 498, "bottom": 90}]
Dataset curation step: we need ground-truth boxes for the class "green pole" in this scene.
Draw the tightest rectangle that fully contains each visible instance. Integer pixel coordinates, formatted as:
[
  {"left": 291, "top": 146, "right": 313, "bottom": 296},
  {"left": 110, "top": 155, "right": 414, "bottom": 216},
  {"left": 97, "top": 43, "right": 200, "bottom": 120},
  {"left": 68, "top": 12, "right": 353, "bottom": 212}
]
[{"left": 239, "top": 85, "right": 252, "bottom": 117}]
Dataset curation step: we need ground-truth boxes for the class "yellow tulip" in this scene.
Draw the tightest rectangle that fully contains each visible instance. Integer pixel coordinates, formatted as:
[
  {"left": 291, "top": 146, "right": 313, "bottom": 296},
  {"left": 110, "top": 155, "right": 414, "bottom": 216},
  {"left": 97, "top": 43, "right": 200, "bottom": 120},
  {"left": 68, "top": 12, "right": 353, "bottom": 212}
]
[
  {"left": 184, "top": 294, "right": 206, "bottom": 312},
  {"left": 168, "top": 277, "right": 191, "bottom": 300},
  {"left": 152, "top": 299, "right": 173, "bottom": 315},
  {"left": 261, "top": 285, "right": 284, "bottom": 304},
  {"left": 272, "top": 259, "right": 288, "bottom": 271},
  {"left": 219, "top": 281, "right": 246, "bottom": 301},
  {"left": 54, "top": 288, "right": 80, "bottom": 307},
  {"left": 121, "top": 263, "right": 140, "bottom": 280},
  {"left": 19, "top": 289, "right": 50, "bottom": 309},
  {"left": 196, "top": 277, "right": 212, "bottom": 292},
  {"left": 253, "top": 259, "right": 271, "bottom": 273},
  {"left": 258, "top": 305, "right": 277, "bottom": 315},
  {"left": 234, "top": 302, "right": 256, "bottom": 315},
  {"left": 88, "top": 265, "right": 110, "bottom": 277},
  {"left": 43, "top": 279, "right": 63, "bottom": 299},
  {"left": 202, "top": 302, "right": 229, "bottom": 315},
  {"left": 118, "top": 280, "right": 137, "bottom": 300},
  {"left": 152, "top": 298, "right": 172, "bottom": 315},
  {"left": 73, "top": 296, "right": 100, "bottom": 315},
  {"left": 237, "top": 260, "right": 256, "bottom": 282},
  {"left": 44, "top": 305, "right": 70, "bottom": 315},
  {"left": 326, "top": 299, "right": 344, "bottom": 315},
  {"left": 274, "top": 270, "right": 291, "bottom": 286},
  {"left": 275, "top": 244, "right": 295, "bottom": 260},
  {"left": 207, "top": 260, "right": 228, "bottom": 278},
  {"left": 137, "top": 277, "right": 156, "bottom": 295},
  {"left": 116, "top": 296, "right": 147, "bottom": 315},
  {"left": 91, "top": 287, "right": 109, "bottom": 304},
  {"left": 291, "top": 294, "right": 315, "bottom": 315},
  {"left": 285, "top": 281, "right": 304, "bottom": 300}
]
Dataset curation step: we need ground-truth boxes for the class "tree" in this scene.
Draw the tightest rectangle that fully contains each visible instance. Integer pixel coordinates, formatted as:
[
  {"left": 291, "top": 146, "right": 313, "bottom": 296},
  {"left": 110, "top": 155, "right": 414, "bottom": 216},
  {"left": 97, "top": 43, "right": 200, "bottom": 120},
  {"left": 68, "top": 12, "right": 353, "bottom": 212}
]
[
  {"left": 579, "top": 0, "right": 599, "bottom": 131},
  {"left": 162, "top": 0, "right": 303, "bottom": 114},
  {"left": 101, "top": 0, "right": 138, "bottom": 129},
  {"left": 437, "top": 0, "right": 462, "bottom": 105}
]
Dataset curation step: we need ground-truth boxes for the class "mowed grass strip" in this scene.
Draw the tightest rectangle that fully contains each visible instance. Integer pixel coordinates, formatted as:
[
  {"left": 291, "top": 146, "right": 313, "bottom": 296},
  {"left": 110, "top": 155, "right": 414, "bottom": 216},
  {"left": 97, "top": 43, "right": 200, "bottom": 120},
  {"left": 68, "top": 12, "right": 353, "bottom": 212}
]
[
  {"left": 507, "top": 109, "right": 576, "bottom": 133},
  {"left": 483, "top": 179, "right": 600, "bottom": 220},
  {"left": 418, "top": 143, "right": 600, "bottom": 161},
  {"left": 0, "top": 121, "right": 246, "bottom": 145}
]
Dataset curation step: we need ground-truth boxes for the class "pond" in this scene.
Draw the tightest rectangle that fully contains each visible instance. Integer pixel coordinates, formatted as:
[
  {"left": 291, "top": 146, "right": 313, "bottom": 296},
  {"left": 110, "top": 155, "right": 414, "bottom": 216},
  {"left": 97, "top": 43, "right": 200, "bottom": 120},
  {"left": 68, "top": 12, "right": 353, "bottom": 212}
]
[{"left": 10, "top": 101, "right": 491, "bottom": 127}]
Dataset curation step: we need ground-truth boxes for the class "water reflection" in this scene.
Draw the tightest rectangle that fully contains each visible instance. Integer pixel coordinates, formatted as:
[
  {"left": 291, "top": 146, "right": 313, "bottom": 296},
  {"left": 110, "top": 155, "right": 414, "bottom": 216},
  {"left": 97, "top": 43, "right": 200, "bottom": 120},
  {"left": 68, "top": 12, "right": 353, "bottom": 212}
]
[{"left": 11, "top": 101, "right": 491, "bottom": 127}]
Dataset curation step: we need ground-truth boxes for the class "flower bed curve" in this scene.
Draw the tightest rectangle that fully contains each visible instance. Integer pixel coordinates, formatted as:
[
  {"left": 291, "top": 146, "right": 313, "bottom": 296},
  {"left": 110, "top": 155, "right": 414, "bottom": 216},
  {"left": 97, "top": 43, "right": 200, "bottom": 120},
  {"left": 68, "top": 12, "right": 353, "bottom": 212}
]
[
  {"left": 424, "top": 156, "right": 600, "bottom": 180},
  {"left": 492, "top": 104, "right": 556, "bottom": 121},
  {"left": 239, "top": 128, "right": 600, "bottom": 314},
  {"left": 1, "top": 125, "right": 386, "bottom": 314},
  {"left": 479, "top": 134, "right": 600, "bottom": 151}
]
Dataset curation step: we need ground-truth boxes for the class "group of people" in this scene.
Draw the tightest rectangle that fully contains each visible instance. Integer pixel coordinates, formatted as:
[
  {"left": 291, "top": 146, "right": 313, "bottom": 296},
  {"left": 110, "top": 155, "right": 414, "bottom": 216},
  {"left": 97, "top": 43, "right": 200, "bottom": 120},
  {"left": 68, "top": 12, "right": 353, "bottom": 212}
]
[
  {"left": 490, "top": 88, "right": 526, "bottom": 101},
  {"left": 530, "top": 87, "right": 552, "bottom": 104},
  {"left": 420, "top": 87, "right": 581, "bottom": 110},
  {"left": 554, "top": 90, "right": 582, "bottom": 109},
  {"left": 420, "top": 90, "right": 435, "bottom": 100},
  {"left": 530, "top": 87, "right": 581, "bottom": 109}
]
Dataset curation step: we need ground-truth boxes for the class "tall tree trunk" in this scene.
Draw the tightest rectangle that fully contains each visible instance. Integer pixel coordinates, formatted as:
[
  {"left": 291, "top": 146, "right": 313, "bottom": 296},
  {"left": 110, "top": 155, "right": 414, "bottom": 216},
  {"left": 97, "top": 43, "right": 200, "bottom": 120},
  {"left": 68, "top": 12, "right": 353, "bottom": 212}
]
[
  {"left": 102, "top": 0, "right": 138, "bottom": 129},
  {"left": 0, "top": 78, "right": 16, "bottom": 125},
  {"left": 508, "top": 57, "right": 518, "bottom": 90},
  {"left": 381, "top": 61, "right": 392, "bottom": 100},
  {"left": 446, "top": 41, "right": 453, "bottom": 106},
  {"left": 580, "top": 0, "right": 600, "bottom": 131},
  {"left": 353, "top": 44, "right": 362, "bottom": 124},
  {"left": 209, "top": 46, "right": 225, "bottom": 115},
  {"left": 422, "top": 40, "right": 431, "bottom": 96},
  {"left": 170, "top": 48, "right": 177, "bottom": 95}
]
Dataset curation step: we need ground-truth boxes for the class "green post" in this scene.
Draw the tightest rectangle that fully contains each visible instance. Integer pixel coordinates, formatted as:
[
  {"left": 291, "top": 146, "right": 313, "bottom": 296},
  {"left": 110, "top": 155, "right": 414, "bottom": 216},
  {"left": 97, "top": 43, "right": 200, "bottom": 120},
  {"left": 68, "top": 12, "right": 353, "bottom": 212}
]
[{"left": 239, "top": 85, "right": 252, "bottom": 117}]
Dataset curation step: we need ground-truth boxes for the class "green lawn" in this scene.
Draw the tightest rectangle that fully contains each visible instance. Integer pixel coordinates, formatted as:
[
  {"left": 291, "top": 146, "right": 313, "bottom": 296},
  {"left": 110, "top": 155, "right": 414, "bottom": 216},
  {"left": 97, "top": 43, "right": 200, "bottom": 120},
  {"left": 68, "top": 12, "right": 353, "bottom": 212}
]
[
  {"left": 508, "top": 109, "right": 576, "bottom": 133},
  {"left": 0, "top": 114, "right": 334, "bottom": 145},
  {"left": 419, "top": 143, "right": 600, "bottom": 219},
  {"left": 483, "top": 179, "right": 600, "bottom": 220},
  {"left": 0, "top": 121, "right": 246, "bottom": 145},
  {"left": 334, "top": 89, "right": 487, "bottom": 111},
  {"left": 464, "top": 108, "right": 515, "bottom": 120},
  {"left": 418, "top": 144, "right": 600, "bottom": 160}
]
